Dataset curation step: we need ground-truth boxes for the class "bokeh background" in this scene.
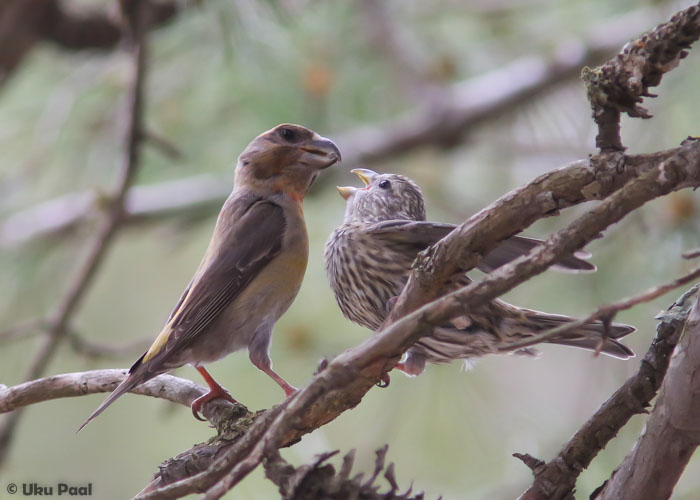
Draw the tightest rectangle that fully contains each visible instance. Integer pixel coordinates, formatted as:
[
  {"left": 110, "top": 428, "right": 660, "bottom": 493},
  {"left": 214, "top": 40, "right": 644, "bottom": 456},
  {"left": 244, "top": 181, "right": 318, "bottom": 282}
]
[{"left": 1, "top": 0, "right": 699, "bottom": 498}]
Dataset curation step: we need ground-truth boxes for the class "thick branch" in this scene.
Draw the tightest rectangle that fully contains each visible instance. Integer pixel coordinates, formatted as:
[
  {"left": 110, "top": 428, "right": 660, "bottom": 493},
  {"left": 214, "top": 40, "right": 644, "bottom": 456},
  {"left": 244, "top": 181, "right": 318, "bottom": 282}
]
[
  {"left": 593, "top": 293, "right": 700, "bottom": 500},
  {"left": 384, "top": 144, "right": 698, "bottom": 332},
  {"left": 0, "top": 369, "right": 245, "bottom": 434},
  {"left": 0, "top": 370, "right": 204, "bottom": 413},
  {"left": 519, "top": 286, "right": 699, "bottom": 500},
  {"left": 408, "top": 139, "right": 700, "bottom": 336}
]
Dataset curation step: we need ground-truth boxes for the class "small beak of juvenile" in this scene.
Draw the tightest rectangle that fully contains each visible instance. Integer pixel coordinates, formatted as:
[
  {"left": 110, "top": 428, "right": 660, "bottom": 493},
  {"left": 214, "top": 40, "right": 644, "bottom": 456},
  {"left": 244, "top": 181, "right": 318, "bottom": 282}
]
[
  {"left": 336, "top": 186, "right": 357, "bottom": 200},
  {"left": 301, "top": 135, "right": 342, "bottom": 168},
  {"left": 350, "top": 168, "right": 378, "bottom": 186}
]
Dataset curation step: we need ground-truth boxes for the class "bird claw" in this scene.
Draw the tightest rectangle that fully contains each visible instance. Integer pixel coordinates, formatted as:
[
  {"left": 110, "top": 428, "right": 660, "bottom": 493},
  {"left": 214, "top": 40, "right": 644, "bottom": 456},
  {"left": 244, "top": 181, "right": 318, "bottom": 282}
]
[
  {"left": 192, "top": 405, "right": 207, "bottom": 422},
  {"left": 377, "top": 373, "right": 391, "bottom": 388},
  {"left": 190, "top": 386, "right": 238, "bottom": 422}
]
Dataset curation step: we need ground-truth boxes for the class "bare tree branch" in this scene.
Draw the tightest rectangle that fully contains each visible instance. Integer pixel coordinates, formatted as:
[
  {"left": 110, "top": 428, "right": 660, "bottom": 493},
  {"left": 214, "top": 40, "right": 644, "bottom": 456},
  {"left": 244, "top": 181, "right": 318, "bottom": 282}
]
[
  {"left": 0, "top": 319, "right": 45, "bottom": 343},
  {"left": 383, "top": 143, "right": 699, "bottom": 335},
  {"left": 0, "top": 1, "right": 150, "bottom": 467},
  {"left": 0, "top": 368, "right": 247, "bottom": 436},
  {"left": 0, "top": 370, "right": 205, "bottom": 413},
  {"left": 683, "top": 248, "right": 700, "bottom": 259},
  {"left": 517, "top": 286, "right": 699, "bottom": 500}
]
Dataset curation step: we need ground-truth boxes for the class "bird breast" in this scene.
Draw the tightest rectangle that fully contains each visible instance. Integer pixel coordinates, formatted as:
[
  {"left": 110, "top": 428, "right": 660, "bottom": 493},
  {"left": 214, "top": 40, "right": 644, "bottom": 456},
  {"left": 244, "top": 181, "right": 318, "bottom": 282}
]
[{"left": 325, "top": 224, "right": 411, "bottom": 331}]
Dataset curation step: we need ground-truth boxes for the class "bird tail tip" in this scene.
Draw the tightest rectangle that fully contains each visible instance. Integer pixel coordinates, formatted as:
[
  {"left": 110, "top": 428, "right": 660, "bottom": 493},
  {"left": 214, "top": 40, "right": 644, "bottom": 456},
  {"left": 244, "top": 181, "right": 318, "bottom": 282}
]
[{"left": 76, "top": 375, "right": 138, "bottom": 433}]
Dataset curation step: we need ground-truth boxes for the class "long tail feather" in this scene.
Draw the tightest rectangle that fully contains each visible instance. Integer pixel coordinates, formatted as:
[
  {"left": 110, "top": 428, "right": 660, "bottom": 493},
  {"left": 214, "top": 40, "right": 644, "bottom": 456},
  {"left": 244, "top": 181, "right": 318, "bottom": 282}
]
[
  {"left": 525, "top": 311, "right": 636, "bottom": 359},
  {"left": 77, "top": 371, "right": 144, "bottom": 433}
]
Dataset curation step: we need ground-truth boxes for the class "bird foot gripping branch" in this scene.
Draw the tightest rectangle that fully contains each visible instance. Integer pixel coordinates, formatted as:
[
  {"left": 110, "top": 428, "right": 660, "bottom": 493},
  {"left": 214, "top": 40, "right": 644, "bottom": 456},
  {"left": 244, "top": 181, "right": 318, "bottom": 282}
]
[{"left": 190, "top": 366, "right": 239, "bottom": 421}]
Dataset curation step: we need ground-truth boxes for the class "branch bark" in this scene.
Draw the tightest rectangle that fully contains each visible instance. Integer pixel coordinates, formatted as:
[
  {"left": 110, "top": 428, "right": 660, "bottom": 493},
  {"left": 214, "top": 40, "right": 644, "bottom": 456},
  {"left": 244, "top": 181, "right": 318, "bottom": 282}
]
[
  {"left": 582, "top": 3, "right": 700, "bottom": 151},
  {"left": 0, "top": 369, "right": 250, "bottom": 438},
  {"left": 592, "top": 292, "right": 700, "bottom": 500},
  {"left": 0, "top": 370, "right": 205, "bottom": 414},
  {"left": 383, "top": 143, "right": 699, "bottom": 334}
]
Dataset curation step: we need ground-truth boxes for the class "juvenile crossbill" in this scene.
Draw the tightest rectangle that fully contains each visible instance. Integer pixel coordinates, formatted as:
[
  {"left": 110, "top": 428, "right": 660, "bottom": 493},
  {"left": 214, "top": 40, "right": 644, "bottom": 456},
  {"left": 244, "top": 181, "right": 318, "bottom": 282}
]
[
  {"left": 79, "top": 124, "right": 340, "bottom": 431},
  {"left": 325, "top": 169, "right": 633, "bottom": 376}
]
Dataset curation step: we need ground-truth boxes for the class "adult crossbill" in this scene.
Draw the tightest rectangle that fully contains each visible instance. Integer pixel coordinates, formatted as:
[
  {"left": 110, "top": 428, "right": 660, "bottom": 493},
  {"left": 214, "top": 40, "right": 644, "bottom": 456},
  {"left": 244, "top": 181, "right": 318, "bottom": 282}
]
[
  {"left": 79, "top": 124, "right": 340, "bottom": 431},
  {"left": 325, "top": 169, "right": 634, "bottom": 376}
]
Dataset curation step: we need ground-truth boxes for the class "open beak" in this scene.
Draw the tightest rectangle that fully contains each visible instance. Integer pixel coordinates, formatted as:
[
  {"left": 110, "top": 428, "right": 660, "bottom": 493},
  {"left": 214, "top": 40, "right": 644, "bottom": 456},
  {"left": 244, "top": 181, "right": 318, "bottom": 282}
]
[
  {"left": 350, "top": 168, "right": 378, "bottom": 186},
  {"left": 336, "top": 186, "right": 358, "bottom": 200}
]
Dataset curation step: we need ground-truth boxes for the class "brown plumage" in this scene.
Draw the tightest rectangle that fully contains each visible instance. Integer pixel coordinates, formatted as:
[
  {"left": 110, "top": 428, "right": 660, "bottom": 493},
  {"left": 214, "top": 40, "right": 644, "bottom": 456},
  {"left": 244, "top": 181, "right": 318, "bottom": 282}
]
[
  {"left": 324, "top": 169, "right": 634, "bottom": 376},
  {"left": 79, "top": 124, "right": 340, "bottom": 431}
]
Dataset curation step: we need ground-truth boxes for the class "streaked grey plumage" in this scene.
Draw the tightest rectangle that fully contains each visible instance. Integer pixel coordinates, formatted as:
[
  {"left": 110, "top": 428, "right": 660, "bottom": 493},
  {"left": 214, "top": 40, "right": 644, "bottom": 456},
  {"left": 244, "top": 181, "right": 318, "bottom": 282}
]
[{"left": 325, "top": 169, "right": 635, "bottom": 376}]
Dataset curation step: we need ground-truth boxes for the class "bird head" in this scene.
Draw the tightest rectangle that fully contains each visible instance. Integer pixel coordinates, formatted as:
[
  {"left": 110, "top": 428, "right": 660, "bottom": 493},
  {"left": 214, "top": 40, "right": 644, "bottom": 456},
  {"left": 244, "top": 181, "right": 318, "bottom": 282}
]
[
  {"left": 236, "top": 124, "right": 341, "bottom": 200},
  {"left": 337, "top": 168, "right": 426, "bottom": 223}
]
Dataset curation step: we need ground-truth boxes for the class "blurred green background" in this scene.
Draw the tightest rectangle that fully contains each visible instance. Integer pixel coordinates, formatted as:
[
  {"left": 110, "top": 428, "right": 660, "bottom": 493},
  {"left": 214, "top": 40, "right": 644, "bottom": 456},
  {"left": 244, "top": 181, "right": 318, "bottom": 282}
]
[{"left": 1, "top": 0, "right": 699, "bottom": 498}]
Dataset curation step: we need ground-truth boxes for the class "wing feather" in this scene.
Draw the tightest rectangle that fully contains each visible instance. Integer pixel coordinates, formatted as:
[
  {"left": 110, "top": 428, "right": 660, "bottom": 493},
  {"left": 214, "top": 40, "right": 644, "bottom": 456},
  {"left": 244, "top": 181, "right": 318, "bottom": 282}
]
[
  {"left": 142, "top": 200, "right": 285, "bottom": 366},
  {"left": 367, "top": 220, "right": 594, "bottom": 273}
]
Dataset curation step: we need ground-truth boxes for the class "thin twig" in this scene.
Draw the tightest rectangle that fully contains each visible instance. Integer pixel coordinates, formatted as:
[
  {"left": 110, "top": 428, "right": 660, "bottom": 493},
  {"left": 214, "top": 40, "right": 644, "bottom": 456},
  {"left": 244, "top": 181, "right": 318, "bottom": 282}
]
[
  {"left": 0, "top": 2, "right": 150, "bottom": 467},
  {"left": 143, "top": 128, "right": 184, "bottom": 160},
  {"left": 683, "top": 248, "right": 700, "bottom": 259},
  {"left": 0, "top": 319, "right": 46, "bottom": 343}
]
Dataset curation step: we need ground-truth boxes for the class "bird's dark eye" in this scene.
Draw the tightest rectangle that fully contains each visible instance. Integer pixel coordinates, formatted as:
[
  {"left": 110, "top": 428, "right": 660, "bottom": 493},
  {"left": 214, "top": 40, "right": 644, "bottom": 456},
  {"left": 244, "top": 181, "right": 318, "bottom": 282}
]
[
  {"left": 378, "top": 179, "right": 391, "bottom": 189},
  {"left": 279, "top": 127, "right": 298, "bottom": 142}
]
